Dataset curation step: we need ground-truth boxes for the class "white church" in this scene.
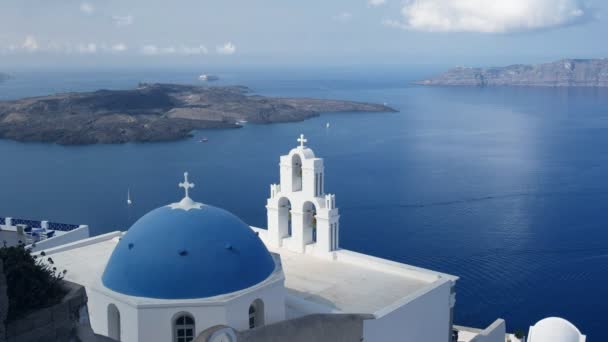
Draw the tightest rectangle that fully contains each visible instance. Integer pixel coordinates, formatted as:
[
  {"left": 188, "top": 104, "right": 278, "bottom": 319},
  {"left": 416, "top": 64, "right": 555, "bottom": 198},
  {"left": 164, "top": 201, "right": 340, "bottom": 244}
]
[{"left": 39, "top": 135, "right": 585, "bottom": 342}]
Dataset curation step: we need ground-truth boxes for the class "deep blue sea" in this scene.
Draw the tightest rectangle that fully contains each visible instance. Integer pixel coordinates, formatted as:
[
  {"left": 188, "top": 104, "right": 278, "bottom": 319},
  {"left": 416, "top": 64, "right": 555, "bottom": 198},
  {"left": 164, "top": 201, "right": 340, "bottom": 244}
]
[{"left": 1, "top": 68, "right": 607, "bottom": 340}]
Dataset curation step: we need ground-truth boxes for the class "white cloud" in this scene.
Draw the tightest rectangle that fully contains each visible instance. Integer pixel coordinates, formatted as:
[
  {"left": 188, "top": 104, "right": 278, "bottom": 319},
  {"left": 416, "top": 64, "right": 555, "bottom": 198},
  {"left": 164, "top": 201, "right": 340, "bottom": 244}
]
[
  {"left": 3, "top": 39, "right": 208, "bottom": 57},
  {"left": 141, "top": 44, "right": 208, "bottom": 56},
  {"left": 77, "top": 43, "right": 97, "bottom": 54},
  {"left": 333, "top": 12, "right": 353, "bottom": 22},
  {"left": 80, "top": 2, "right": 95, "bottom": 15},
  {"left": 22, "top": 35, "right": 39, "bottom": 52},
  {"left": 388, "top": 0, "right": 589, "bottom": 33},
  {"left": 113, "top": 15, "right": 134, "bottom": 27},
  {"left": 216, "top": 42, "right": 236, "bottom": 55},
  {"left": 147, "top": 45, "right": 171, "bottom": 55},
  {"left": 141, "top": 45, "right": 161, "bottom": 55},
  {"left": 178, "top": 45, "right": 208, "bottom": 55},
  {"left": 111, "top": 43, "right": 128, "bottom": 52},
  {"left": 368, "top": 0, "right": 386, "bottom": 7}
]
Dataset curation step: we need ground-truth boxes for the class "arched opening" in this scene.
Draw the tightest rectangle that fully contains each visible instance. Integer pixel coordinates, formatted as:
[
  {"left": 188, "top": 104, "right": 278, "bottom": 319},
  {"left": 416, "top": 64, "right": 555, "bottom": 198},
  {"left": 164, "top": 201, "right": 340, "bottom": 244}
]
[
  {"left": 291, "top": 154, "right": 303, "bottom": 192},
  {"left": 303, "top": 201, "right": 317, "bottom": 244},
  {"left": 107, "top": 304, "right": 121, "bottom": 341},
  {"left": 278, "top": 197, "right": 292, "bottom": 238},
  {"left": 173, "top": 313, "right": 195, "bottom": 342},
  {"left": 210, "top": 331, "right": 236, "bottom": 342},
  {"left": 248, "top": 299, "right": 265, "bottom": 329}
]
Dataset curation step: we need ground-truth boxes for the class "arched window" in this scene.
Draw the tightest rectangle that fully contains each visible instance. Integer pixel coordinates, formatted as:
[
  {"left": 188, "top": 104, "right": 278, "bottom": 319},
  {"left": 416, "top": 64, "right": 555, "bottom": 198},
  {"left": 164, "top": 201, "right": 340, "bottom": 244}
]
[
  {"left": 291, "top": 154, "right": 303, "bottom": 192},
  {"left": 278, "top": 197, "right": 292, "bottom": 238},
  {"left": 303, "top": 201, "right": 317, "bottom": 244},
  {"left": 174, "top": 314, "right": 195, "bottom": 342},
  {"left": 107, "top": 304, "right": 121, "bottom": 341},
  {"left": 248, "top": 299, "right": 265, "bottom": 329}
]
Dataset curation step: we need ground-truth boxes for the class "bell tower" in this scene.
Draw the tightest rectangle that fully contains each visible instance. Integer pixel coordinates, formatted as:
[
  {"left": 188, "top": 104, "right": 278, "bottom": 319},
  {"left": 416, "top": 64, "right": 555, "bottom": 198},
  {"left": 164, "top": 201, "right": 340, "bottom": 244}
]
[{"left": 266, "top": 134, "right": 340, "bottom": 254}]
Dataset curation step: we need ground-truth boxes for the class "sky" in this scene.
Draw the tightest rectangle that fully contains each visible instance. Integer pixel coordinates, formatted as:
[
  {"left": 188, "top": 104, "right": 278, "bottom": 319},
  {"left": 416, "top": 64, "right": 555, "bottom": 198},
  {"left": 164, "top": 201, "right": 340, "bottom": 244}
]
[{"left": 1, "top": 0, "right": 607, "bottom": 69}]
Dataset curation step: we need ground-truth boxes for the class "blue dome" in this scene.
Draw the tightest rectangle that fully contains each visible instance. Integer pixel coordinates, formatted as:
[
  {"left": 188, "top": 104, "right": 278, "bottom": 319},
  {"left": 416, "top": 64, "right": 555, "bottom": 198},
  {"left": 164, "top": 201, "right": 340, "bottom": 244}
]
[{"left": 102, "top": 203, "right": 275, "bottom": 299}]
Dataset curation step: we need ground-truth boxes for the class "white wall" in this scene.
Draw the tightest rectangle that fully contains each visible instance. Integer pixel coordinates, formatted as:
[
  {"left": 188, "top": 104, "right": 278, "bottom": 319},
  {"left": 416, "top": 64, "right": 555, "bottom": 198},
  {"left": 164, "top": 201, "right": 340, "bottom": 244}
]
[
  {"left": 470, "top": 319, "right": 506, "bottom": 342},
  {"left": 135, "top": 280, "right": 286, "bottom": 342},
  {"left": 224, "top": 279, "right": 287, "bottom": 330},
  {"left": 363, "top": 281, "right": 452, "bottom": 342},
  {"left": 86, "top": 273, "right": 285, "bottom": 342},
  {"left": 89, "top": 289, "right": 139, "bottom": 342},
  {"left": 30, "top": 225, "right": 90, "bottom": 252},
  {"left": 137, "top": 305, "right": 227, "bottom": 342}
]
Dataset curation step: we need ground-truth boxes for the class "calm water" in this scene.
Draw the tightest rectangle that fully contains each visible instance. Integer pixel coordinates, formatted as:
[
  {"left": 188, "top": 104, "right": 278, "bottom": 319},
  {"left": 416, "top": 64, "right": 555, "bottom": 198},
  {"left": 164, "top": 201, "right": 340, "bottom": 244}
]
[{"left": 1, "top": 68, "right": 607, "bottom": 339}]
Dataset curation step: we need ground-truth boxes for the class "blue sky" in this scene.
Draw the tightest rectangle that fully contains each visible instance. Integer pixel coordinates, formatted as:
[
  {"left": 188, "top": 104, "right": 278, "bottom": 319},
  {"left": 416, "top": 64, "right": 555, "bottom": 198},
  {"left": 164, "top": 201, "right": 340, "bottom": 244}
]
[{"left": 1, "top": 0, "right": 607, "bottom": 69}]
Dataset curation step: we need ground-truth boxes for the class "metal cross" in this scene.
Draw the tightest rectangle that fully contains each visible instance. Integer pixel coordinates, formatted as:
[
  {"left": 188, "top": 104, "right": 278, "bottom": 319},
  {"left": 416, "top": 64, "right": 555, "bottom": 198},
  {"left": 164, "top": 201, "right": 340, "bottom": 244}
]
[
  {"left": 179, "top": 172, "right": 195, "bottom": 198},
  {"left": 297, "top": 134, "right": 307, "bottom": 148}
]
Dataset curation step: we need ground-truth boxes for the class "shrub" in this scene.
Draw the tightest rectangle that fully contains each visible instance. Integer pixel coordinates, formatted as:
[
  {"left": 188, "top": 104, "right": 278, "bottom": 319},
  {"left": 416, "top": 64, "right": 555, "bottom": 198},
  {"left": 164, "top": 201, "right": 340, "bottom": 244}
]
[{"left": 0, "top": 243, "right": 67, "bottom": 321}]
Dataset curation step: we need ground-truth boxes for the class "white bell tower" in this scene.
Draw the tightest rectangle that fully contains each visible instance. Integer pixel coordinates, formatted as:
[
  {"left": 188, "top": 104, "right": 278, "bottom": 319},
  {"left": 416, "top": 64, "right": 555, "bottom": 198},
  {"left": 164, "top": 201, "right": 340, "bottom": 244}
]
[{"left": 266, "top": 134, "right": 340, "bottom": 254}]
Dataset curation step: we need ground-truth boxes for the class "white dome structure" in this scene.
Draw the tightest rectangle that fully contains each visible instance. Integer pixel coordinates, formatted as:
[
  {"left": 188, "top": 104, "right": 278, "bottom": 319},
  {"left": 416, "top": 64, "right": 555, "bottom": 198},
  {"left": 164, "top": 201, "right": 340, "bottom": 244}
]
[{"left": 528, "top": 317, "right": 586, "bottom": 342}]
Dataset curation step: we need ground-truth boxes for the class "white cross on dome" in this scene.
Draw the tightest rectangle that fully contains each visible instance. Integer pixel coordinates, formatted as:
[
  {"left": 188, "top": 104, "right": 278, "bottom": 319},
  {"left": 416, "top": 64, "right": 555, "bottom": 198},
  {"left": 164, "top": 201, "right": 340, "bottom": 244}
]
[
  {"left": 169, "top": 172, "right": 203, "bottom": 211},
  {"left": 179, "top": 172, "right": 195, "bottom": 198}
]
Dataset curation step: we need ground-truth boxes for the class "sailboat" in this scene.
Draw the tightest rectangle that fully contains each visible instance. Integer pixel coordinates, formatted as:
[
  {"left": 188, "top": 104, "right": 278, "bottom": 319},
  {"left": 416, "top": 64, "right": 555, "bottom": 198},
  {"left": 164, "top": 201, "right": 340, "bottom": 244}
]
[
  {"left": 326, "top": 122, "right": 330, "bottom": 128},
  {"left": 127, "top": 189, "right": 132, "bottom": 205}
]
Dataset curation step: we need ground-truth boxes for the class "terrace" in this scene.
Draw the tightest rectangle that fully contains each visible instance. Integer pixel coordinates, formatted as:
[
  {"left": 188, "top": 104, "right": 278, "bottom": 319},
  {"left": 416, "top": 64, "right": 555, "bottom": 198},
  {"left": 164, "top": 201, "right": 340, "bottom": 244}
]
[{"left": 0, "top": 216, "right": 90, "bottom": 250}]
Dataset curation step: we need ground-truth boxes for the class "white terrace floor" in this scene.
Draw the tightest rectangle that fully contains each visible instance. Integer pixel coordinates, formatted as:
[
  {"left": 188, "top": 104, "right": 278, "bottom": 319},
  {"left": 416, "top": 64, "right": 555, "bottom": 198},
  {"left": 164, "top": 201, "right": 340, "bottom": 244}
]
[
  {"left": 268, "top": 247, "right": 434, "bottom": 316},
  {"left": 45, "top": 233, "right": 121, "bottom": 287}
]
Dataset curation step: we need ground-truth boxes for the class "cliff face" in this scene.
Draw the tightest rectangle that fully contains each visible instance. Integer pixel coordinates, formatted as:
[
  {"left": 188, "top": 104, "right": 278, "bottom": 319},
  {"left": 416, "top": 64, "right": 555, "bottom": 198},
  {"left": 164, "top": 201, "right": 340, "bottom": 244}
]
[
  {"left": 417, "top": 59, "right": 608, "bottom": 87},
  {"left": 0, "top": 83, "right": 396, "bottom": 145},
  {"left": 0, "top": 73, "right": 9, "bottom": 83}
]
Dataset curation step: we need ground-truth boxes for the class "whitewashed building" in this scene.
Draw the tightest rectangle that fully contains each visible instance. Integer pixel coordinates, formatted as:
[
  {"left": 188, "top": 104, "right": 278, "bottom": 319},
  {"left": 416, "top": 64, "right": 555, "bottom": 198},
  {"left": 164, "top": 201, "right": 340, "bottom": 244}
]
[{"left": 42, "top": 135, "right": 558, "bottom": 342}]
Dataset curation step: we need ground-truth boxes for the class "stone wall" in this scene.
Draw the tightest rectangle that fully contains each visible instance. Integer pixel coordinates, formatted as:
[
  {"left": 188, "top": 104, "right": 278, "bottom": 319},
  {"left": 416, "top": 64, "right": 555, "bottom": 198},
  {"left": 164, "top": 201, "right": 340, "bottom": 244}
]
[
  {"left": 4, "top": 281, "right": 87, "bottom": 342},
  {"left": 0, "top": 261, "right": 8, "bottom": 342}
]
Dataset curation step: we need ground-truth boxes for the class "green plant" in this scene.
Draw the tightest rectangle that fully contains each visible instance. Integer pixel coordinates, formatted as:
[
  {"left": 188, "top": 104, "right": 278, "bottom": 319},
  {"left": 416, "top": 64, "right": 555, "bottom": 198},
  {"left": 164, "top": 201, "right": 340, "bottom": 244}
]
[
  {"left": 0, "top": 243, "right": 67, "bottom": 321},
  {"left": 514, "top": 329, "right": 525, "bottom": 339}
]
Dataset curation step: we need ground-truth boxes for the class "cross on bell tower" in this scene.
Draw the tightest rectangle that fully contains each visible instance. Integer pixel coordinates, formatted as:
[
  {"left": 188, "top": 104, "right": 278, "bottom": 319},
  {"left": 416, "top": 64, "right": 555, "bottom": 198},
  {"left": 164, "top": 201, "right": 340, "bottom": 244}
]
[
  {"left": 297, "top": 134, "right": 307, "bottom": 148},
  {"left": 179, "top": 172, "right": 195, "bottom": 199}
]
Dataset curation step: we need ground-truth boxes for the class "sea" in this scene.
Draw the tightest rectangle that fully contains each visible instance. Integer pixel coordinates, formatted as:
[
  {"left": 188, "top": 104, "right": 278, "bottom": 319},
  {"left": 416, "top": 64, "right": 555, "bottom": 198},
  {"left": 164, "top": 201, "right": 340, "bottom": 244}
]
[{"left": 1, "top": 67, "right": 607, "bottom": 340}]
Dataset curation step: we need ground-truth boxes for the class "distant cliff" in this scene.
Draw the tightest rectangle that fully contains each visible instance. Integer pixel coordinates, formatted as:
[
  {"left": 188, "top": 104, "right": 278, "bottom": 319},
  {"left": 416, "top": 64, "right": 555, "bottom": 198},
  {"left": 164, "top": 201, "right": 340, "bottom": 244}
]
[
  {"left": 0, "top": 73, "right": 9, "bottom": 83},
  {"left": 416, "top": 59, "right": 608, "bottom": 87},
  {"left": 0, "top": 83, "right": 396, "bottom": 145}
]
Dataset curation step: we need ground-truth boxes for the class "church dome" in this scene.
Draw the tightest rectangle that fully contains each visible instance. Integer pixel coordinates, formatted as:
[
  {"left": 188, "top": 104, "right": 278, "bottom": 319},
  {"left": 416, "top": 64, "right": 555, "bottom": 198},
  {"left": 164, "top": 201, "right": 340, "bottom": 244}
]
[
  {"left": 102, "top": 175, "right": 275, "bottom": 299},
  {"left": 528, "top": 317, "right": 586, "bottom": 342}
]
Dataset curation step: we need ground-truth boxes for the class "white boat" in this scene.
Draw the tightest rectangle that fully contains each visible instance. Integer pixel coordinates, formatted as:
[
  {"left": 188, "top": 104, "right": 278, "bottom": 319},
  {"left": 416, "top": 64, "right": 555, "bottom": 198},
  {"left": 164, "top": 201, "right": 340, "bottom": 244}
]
[
  {"left": 326, "top": 122, "right": 330, "bottom": 128},
  {"left": 127, "top": 189, "right": 132, "bottom": 205},
  {"left": 199, "top": 74, "right": 219, "bottom": 81}
]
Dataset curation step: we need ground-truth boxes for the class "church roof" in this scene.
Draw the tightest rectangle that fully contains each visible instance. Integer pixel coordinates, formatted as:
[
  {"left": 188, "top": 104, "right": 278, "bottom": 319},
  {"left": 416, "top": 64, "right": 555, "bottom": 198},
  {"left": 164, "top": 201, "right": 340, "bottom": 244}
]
[{"left": 101, "top": 173, "right": 275, "bottom": 300}]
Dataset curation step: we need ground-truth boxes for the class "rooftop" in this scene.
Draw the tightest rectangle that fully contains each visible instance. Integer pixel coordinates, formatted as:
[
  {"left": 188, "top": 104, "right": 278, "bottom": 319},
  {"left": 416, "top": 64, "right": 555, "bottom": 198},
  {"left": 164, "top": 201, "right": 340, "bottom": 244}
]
[
  {"left": 276, "top": 247, "right": 432, "bottom": 315},
  {"left": 46, "top": 233, "right": 121, "bottom": 287},
  {"left": 46, "top": 227, "right": 455, "bottom": 317},
  {"left": 253, "top": 227, "right": 456, "bottom": 317}
]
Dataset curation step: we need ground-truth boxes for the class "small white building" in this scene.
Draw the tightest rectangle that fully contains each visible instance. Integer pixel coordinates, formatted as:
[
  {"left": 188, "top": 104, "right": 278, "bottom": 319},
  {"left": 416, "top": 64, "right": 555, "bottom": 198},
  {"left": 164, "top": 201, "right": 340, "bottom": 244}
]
[
  {"left": 528, "top": 317, "right": 586, "bottom": 342},
  {"left": 46, "top": 135, "right": 466, "bottom": 342}
]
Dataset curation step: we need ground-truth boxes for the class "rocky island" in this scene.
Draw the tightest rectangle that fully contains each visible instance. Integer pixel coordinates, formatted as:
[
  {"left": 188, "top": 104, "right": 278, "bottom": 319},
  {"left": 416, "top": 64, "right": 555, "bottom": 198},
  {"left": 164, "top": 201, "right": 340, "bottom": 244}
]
[
  {"left": 0, "top": 73, "right": 10, "bottom": 83},
  {"left": 0, "top": 83, "right": 396, "bottom": 145},
  {"left": 417, "top": 59, "right": 608, "bottom": 87}
]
